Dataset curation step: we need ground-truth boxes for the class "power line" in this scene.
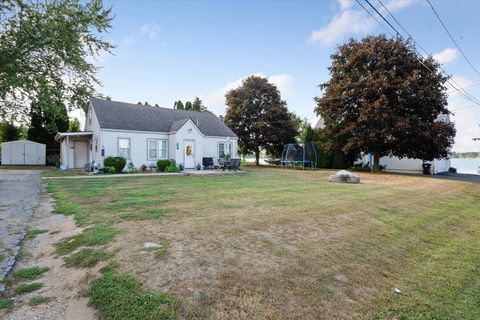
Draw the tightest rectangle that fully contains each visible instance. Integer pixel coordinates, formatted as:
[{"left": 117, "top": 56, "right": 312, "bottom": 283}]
[
  {"left": 425, "top": 0, "right": 480, "bottom": 79},
  {"left": 358, "top": 0, "right": 480, "bottom": 107},
  {"left": 354, "top": 0, "right": 395, "bottom": 37}
]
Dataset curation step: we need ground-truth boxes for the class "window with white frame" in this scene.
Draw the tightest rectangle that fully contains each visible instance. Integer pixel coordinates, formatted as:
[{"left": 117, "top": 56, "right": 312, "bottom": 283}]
[
  {"left": 147, "top": 139, "right": 168, "bottom": 160},
  {"left": 118, "top": 138, "right": 130, "bottom": 159},
  {"left": 218, "top": 142, "right": 226, "bottom": 159}
]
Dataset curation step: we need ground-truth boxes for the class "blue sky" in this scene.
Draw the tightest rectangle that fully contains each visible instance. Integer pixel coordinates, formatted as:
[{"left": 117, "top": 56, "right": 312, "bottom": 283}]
[{"left": 78, "top": 0, "right": 480, "bottom": 152}]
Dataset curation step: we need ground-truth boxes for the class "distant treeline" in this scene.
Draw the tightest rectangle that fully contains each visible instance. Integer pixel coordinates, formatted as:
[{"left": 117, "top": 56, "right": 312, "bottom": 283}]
[{"left": 451, "top": 152, "right": 480, "bottom": 159}]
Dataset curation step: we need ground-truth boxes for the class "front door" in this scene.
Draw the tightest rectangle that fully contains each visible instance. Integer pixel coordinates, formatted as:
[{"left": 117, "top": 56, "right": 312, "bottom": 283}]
[{"left": 184, "top": 140, "right": 195, "bottom": 169}]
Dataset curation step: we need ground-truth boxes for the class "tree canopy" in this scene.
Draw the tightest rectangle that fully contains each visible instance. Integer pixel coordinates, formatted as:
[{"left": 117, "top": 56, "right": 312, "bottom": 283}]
[
  {"left": 68, "top": 118, "right": 81, "bottom": 132},
  {"left": 27, "top": 88, "right": 69, "bottom": 148},
  {"left": 0, "top": 0, "right": 114, "bottom": 120},
  {"left": 192, "top": 97, "right": 207, "bottom": 112},
  {"left": 225, "top": 76, "right": 297, "bottom": 165},
  {"left": 315, "top": 35, "right": 455, "bottom": 171}
]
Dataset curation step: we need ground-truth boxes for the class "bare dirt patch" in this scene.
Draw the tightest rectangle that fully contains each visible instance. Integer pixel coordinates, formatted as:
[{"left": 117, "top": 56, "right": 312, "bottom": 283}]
[{"left": 1, "top": 191, "right": 98, "bottom": 320}]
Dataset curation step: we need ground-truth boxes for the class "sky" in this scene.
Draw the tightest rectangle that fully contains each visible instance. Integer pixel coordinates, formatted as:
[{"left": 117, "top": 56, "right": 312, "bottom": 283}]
[{"left": 74, "top": 0, "right": 480, "bottom": 152}]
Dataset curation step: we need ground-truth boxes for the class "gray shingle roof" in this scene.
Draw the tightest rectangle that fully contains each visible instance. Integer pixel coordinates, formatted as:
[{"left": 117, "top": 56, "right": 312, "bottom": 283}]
[{"left": 91, "top": 98, "right": 237, "bottom": 138}]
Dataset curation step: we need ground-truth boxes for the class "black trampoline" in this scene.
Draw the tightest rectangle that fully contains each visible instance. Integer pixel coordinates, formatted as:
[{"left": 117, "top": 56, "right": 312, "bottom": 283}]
[{"left": 280, "top": 142, "right": 317, "bottom": 170}]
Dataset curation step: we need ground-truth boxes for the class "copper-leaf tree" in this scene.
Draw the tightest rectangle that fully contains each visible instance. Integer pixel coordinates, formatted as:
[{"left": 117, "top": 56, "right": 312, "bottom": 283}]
[
  {"left": 315, "top": 35, "right": 456, "bottom": 172},
  {"left": 225, "top": 76, "right": 297, "bottom": 165}
]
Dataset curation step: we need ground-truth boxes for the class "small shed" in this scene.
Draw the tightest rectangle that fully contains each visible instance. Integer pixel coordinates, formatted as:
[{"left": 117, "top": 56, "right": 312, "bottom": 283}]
[{"left": 1, "top": 140, "right": 46, "bottom": 165}]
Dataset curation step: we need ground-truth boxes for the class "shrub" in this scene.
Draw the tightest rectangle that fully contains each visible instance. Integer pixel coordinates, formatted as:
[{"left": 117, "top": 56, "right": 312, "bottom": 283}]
[
  {"left": 104, "top": 156, "right": 126, "bottom": 173},
  {"left": 104, "top": 166, "right": 115, "bottom": 174},
  {"left": 164, "top": 160, "right": 180, "bottom": 173},
  {"left": 157, "top": 160, "right": 170, "bottom": 172}
]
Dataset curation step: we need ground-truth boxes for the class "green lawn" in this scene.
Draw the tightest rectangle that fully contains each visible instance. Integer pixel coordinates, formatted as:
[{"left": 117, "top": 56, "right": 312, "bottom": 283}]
[{"left": 47, "top": 167, "right": 480, "bottom": 319}]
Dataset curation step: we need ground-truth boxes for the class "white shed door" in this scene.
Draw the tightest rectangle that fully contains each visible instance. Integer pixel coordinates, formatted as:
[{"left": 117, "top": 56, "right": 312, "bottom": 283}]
[
  {"left": 11, "top": 143, "right": 25, "bottom": 164},
  {"left": 24, "top": 143, "right": 38, "bottom": 165}
]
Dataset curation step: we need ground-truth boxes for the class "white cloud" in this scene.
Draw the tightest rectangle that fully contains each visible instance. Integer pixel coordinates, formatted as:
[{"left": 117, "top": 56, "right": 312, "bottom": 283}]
[
  {"left": 140, "top": 23, "right": 161, "bottom": 39},
  {"left": 338, "top": 0, "right": 354, "bottom": 10},
  {"left": 308, "top": 10, "right": 374, "bottom": 46},
  {"left": 433, "top": 48, "right": 459, "bottom": 64},
  {"left": 204, "top": 73, "right": 294, "bottom": 116},
  {"left": 308, "top": 0, "right": 415, "bottom": 46}
]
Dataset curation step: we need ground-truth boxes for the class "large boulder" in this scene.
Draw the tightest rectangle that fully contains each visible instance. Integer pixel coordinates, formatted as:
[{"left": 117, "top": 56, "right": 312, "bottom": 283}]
[{"left": 328, "top": 170, "right": 360, "bottom": 184}]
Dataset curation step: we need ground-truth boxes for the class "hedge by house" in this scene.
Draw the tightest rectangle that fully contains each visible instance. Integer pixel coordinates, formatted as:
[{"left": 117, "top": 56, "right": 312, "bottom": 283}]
[
  {"left": 104, "top": 156, "right": 127, "bottom": 173},
  {"left": 157, "top": 160, "right": 170, "bottom": 172}
]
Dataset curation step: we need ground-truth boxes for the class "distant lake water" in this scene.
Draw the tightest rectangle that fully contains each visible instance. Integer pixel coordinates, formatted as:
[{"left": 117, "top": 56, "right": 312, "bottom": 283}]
[{"left": 450, "top": 158, "right": 480, "bottom": 175}]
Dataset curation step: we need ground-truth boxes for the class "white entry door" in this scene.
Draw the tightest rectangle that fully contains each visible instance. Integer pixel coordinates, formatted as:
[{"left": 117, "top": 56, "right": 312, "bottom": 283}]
[
  {"left": 184, "top": 140, "right": 195, "bottom": 169},
  {"left": 74, "top": 141, "right": 88, "bottom": 169}
]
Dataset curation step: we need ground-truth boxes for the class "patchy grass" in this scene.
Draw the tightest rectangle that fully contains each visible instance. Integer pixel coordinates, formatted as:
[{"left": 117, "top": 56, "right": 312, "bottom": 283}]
[
  {"left": 47, "top": 167, "right": 480, "bottom": 319},
  {"left": 12, "top": 267, "right": 49, "bottom": 281},
  {"left": 29, "top": 296, "right": 53, "bottom": 305},
  {"left": 14, "top": 282, "right": 42, "bottom": 294},
  {"left": 26, "top": 229, "right": 48, "bottom": 240},
  {"left": 64, "top": 248, "right": 111, "bottom": 268},
  {"left": 119, "top": 208, "right": 172, "bottom": 221},
  {"left": 0, "top": 253, "right": 5, "bottom": 262},
  {"left": 89, "top": 270, "right": 178, "bottom": 320},
  {"left": 144, "top": 240, "right": 170, "bottom": 258},
  {"left": 0, "top": 298, "right": 13, "bottom": 309},
  {"left": 41, "top": 168, "right": 87, "bottom": 177},
  {"left": 56, "top": 224, "right": 118, "bottom": 255}
]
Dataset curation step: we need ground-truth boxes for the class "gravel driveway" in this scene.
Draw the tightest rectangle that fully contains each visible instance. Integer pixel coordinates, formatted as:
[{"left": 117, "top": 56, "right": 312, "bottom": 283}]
[{"left": 0, "top": 170, "right": 43, "bottom": 291}]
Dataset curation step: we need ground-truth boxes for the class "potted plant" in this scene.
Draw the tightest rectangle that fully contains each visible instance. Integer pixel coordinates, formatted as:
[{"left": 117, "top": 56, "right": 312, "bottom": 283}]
[
  {"left": 149, "top": 163, "right": 157, "bottom": 173},
  {"left": 140, "top": 164, "right": 148, "bottom": 173},
  {"left": 196, "top": 163, "right": 201, "bottom": 171},
  {"left": 178, "top": 163, "right": 184, "bottom": 171}
]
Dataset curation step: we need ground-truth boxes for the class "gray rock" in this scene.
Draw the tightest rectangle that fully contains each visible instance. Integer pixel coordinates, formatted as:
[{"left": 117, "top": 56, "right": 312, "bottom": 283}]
[
  {"left": 143, "top": 242, "right": 161, "bottom": 249},
  {"left": 328, "top": 170, "right": 360, "bottom": 184}
]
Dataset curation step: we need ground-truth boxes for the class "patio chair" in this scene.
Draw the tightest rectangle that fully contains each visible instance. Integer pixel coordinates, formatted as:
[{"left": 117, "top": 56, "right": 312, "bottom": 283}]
[
  {"left": 213, "top": 158, "right": 221, "bottom": 170},
  {"left": 202, "top": 157, "right": 214, "bottom": 170},
  {"left": 222, "top": 158, "right": 241, "bottom": 172}
]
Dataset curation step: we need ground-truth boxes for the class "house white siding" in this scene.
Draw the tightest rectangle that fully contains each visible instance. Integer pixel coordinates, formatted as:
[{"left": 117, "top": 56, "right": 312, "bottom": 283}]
[
  {"left": 84, "top": 102, "right": 102, "bottom": 165},
  {"left": 57, "top": 99, "right": 238, "bottom": 171},
  {"left": 102, "top": 129, "right": 170, "bottom": 168}
]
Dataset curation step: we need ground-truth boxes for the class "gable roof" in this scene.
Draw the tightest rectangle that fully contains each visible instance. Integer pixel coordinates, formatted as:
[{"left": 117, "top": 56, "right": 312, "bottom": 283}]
[{"left": 90, "top": 98, "right": 237, "bottom": 138}]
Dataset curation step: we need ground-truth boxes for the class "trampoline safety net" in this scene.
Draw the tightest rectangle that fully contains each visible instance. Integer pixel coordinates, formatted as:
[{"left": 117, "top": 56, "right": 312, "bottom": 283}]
[{"left": 281, "top": 142, "right": 317, "bottom": 169}]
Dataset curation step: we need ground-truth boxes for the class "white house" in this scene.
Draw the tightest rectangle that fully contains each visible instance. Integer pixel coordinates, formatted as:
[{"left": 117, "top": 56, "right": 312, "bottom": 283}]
[
  {"left": 314, "top": 114, "right": 451, "bottom": 174},
  {"left": 55, "top": 98, "right": 238, "bottom": 170}
]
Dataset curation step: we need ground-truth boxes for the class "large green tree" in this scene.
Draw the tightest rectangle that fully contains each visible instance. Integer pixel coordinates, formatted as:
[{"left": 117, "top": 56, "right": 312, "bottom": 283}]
[
  {"left": 0, "top": 0, "right": 114, "bottom": 119},
  {"left": 174, "top": 100, "right": 184, "bottom": 110},
  {"left": 0, "top": 121, "right": 21, "bottom": 142},
  {"left": 315, "top": 35, "right": 455, "bottom": 171},
  {"left": 27, "top": 88, "right": 69, "bottom": 148},
  {"left": 225, "top": 76, "right": 297, "bottom": 165},
  {"left": 68, "top": 118, "right": 81, "bottom": 132},
  {"left": 192, "top": 96, "right": 207, "bottom": 112}
]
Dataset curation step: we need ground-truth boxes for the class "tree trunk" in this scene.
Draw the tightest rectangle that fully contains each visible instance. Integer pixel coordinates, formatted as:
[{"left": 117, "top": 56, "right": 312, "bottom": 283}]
[
  {"left": 255, "top": 149, "right": 260, "bottom": 166},
  {"left": 372, "top": 151, "right": 381, "bottom": 172}
]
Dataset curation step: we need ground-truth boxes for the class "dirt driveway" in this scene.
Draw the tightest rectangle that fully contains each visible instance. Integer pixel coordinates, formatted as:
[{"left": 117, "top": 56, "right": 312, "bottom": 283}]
[{"left": 0, "top": 170, "right": 43, "bottom": 290}]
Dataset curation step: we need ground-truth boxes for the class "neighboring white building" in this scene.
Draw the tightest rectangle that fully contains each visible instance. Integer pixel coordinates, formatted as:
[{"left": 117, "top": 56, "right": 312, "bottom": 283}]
[
  {"left": 1, "top": 140, "right": 46, "bottom": 165},
  {"left": 55, "top": 98, "right": 238, "bottom": 170},
  {"left": 315, "top": 114, "right": 452, "bottom": 174}
]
